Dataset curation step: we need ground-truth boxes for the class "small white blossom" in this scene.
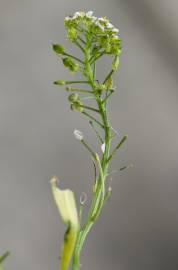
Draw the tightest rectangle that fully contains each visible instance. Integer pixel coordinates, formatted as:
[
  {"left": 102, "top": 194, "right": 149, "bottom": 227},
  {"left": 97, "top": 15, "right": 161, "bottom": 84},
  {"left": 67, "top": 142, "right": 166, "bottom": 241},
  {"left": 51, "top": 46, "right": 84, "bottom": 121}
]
[
  {"left": 107, "top": 22, "right": 114, "bottom": 29},
  {"left": 91, "top": 16, "right": 97, "bottom": 21},
  {"left": 73, "top": 12, "right": 81, "bottom": 18},
  {"left": 86, "top": 11, "right": 94, "bottom": 17},
  {"left": 95, "top": 21, "right": 105, "bottom": 31},
  {"left": 112, "top": 34, "right": 119, "bottom": 39},
  {"left": 74, "top": 129, "right": 84, "bottom": 141},
  {"left": 65, "top": 16, "right": 72, "bottom": 21},
  {"left": 112, "top": 28, "right": 119, "bottom": 33},
  {"left": 98, "top": 17, "right": 107, "bottom": 23},
  {"left": 73, "top": 11, "right": 85, "bottom": 19}
]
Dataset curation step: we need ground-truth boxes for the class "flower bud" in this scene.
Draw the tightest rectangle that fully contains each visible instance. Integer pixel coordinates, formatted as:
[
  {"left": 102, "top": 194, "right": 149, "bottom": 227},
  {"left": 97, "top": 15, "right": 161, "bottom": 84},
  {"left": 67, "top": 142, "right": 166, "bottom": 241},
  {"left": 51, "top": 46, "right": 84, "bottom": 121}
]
[
  {"left": 63, "top": 57, "right": 79, "bottom": 72},
  {"left": 71, "top": 101, "right": 84, "bottom": 112},
  {"left": 53, "top": 80, "right": 66, "bottom": 85},
  {"left": 52, "top": 44, "right": 65, "bottom": 55},
  {"left": 68, "top": 93, "right": 79, "bottom": 102},
  {"left": 67, "top": 28, "right": 78, "bottom": 41}
]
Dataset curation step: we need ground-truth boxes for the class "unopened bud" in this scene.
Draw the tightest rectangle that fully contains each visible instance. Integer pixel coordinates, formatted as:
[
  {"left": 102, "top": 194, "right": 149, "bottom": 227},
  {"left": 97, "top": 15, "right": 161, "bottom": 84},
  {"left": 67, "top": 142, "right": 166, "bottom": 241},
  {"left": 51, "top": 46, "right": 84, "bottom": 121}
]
[
  {"left": 67, "top": 28, "right": 78, "bottom": 41},
  {"left": 71, "top": 102, "right": 84, "bottom": 112},
  {"left": 53, "top": 80, "right": 66, "bottom": 85},
  {"left": 68, "top": 93, "right": 79, "bottom": 102},
  {"left": 52, "top": 44, "right": 65, "bottom": 55},
  {"left": 63, "top": 57, "right": 79, "bottom": 72}
]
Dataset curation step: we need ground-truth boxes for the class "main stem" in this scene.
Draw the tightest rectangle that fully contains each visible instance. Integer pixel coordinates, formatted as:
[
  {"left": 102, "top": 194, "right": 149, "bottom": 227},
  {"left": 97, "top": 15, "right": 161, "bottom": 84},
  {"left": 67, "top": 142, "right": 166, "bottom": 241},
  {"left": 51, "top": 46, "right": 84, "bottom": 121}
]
[{"left": 72, "top": 38, "right": 111, "bottom": 270}]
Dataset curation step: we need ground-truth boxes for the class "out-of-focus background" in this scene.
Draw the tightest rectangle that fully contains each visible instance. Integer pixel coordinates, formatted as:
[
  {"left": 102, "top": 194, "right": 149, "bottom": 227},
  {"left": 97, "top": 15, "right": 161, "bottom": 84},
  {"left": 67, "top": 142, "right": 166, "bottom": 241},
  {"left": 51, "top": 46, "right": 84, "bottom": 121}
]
[{"left": 0, "top": 0, "right": 178, "bottom": 269}]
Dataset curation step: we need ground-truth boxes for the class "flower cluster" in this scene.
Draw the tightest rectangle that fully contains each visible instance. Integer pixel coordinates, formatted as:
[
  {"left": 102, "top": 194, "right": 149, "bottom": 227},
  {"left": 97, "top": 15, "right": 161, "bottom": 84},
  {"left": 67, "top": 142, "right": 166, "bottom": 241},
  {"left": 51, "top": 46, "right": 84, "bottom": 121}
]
[{"left": 64, "top": 11, "right": 121, "bottom": 55}]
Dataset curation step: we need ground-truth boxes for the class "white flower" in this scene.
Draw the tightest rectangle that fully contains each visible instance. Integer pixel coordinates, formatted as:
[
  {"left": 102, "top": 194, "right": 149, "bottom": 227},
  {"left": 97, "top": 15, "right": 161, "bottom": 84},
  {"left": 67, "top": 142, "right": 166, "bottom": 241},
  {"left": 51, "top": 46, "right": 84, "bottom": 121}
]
[
  {"left": 112, "top": 28, "right": 119, "bottom": 33},
  {"left": 95, "top": 21, "right": 105, "bottom": 31},
  {"left": 101, "top": 143, "right": 105, "bottom": 153},
  {"left": 98, "top": 17, "right": 107, "bottom": 23},
  {"left": 107, "top": 22, "right": 114, "bottom": 29},
  {"left": 74, "top": 129, "right": 84, "bottom": 141},
  {"left": 86, "top": 11, "right": 94, "bottom": 17},
  {"left": 73, "top": 12, "right": 81, "bottom": 19},
  {"left": 112, "top": 34, "right": 119, "bottom": 39},
  {"left": 91, "top": 16, "right": 97, "bottom": 21},
  {"left": 65, "top": 16, "right": 72, "bottom": 21}
]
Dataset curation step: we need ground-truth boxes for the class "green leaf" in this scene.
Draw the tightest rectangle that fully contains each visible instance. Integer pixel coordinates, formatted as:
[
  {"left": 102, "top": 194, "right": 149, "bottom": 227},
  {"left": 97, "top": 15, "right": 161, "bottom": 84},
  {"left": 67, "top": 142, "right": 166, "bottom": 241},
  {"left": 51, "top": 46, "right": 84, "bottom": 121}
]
[{"left": 50, "top": 177, "right": 80, "bottom": 270}]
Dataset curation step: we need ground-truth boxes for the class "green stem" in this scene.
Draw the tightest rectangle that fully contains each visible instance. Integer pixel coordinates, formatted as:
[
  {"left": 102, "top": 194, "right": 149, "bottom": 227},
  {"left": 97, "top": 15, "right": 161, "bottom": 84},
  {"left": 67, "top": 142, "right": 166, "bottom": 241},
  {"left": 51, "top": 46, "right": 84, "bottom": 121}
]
[
  {"left": 79, "top": 105, "right": 99, "bottom": 113},
  {"left": 103, "top": 69, "right": 114, "bottom": 84},
  {"left": 72, "top": 39, "right": 112, "bottom": 270},
  {"left": 82, "top": 111, "right": 104, "bottom": 129},
  {"left": 65, "top": 80, "right": 90, "bottom": 85},
  {"left": 66, "top": 87, "right": 93, "bottom": 94},
  {"left": 89, "top": 121, "right": 103, "bottom": 144},
  {"left": 63, "top": 53, "right": 84, "bottom": 64},
  {"left": 107, "top": 135, "right": 127, "bottom": 162},
  {"left": 81, "top": 140, "right": 96, "bottom": 160}
]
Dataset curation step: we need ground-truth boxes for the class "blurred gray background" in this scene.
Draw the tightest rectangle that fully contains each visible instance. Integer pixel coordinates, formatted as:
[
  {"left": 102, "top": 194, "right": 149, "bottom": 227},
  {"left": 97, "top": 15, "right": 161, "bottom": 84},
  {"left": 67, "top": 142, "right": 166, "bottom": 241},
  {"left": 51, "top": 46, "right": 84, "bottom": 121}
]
[{"left": 0, "top": 0, "right": 178, "bottom": 269}]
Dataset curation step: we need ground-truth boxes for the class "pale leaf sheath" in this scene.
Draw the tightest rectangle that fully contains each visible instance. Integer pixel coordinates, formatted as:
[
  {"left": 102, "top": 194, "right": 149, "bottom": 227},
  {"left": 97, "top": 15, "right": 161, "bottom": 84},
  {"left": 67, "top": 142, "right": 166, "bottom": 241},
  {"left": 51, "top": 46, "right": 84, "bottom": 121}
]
[{"left": 50, "top": 177, "right": 80, "bottom": 270}]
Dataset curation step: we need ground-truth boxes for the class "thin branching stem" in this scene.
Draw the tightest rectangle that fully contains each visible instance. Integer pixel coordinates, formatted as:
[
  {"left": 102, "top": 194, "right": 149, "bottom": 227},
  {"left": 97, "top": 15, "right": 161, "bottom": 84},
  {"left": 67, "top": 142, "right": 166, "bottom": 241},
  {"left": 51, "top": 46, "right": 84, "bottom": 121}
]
[{"left": 63, "top": 53, "right": 84, "bottom": 64}]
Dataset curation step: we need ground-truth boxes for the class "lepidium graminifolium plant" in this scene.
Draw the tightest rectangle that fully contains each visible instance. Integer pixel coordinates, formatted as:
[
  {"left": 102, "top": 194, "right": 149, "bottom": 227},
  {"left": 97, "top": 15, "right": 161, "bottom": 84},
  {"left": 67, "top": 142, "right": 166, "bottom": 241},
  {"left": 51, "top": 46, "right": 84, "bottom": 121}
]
[{"left": 50, "top": 10, "right": 129, "bottom": 270}]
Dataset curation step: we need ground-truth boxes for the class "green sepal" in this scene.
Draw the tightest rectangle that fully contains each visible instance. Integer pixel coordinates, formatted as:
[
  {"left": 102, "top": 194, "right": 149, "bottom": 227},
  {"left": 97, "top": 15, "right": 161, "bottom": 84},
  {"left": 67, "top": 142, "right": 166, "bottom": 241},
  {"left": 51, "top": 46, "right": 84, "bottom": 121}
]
[{"left": 50, "top": 177, "right": 80, "bottom": 270}]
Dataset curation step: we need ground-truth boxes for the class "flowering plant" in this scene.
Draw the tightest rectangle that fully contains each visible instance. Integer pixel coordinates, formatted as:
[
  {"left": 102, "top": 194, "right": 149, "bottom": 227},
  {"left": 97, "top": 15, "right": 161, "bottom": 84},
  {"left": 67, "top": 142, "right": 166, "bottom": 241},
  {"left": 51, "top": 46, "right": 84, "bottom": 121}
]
[{"left": 51, "top": 11, "right": 128, "bottom": 270}]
